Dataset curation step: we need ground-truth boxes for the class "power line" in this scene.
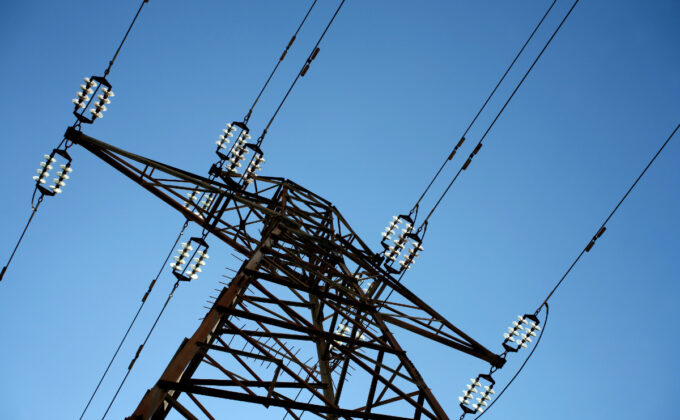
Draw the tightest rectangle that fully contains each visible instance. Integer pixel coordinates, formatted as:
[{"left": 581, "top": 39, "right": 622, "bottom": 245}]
[
  {"left": 1, "top": 1, "right": 151, "bottom": 284},
  {"left": 257, "top": 0, "right": 347, "bottom": 146},
  {"left": 411, "top": 0, "right": 559, "bottom": 213},
  {"left": 100, "top": 279, "right": 181, "bottom": 419},
  {"left": 0, "top": 197, "right": 43, "bottom": 282},
  {"left": 536, "top": 122, "right": 679, "bottom": 313},
  {"left": 244, "top": 0, "right": 319, "bottom": 124},
  {"left": 99, "top": 229, "right": 210, "bottom": 419},
  {"left": 466, "top": 122, "right": 678, "bottom": 418},
  {"left": 104, "top": 0, "right": 150, "bottom": 76},
  {"left": 377, "top": 0, "right": 577, "bottom": 279},
  {"left": 78, "top": 221, "right": 188, "bottom": 420},
  {"left": 419, "top": 0, "right": 580, "bottom": 229}
]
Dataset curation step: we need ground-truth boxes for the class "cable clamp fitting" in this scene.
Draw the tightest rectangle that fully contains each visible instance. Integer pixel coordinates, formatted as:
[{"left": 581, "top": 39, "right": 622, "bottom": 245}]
[
  {"left": 300, "top": 47, "right": 321, "bottom": 77},
  {"left": 448, "top": 136, "right": 466, "bottom": 160},
  {"left": 280, "top": 35, "right": 297, "bottom": 61},
  {"left": 141, "top": 279, "right": 157, "bottom": 303},
  {"left": 128, "top": 344, "right": 144, "bottom": 370},
  {"left": 462, "top": 143, "right": 483, "bottom": 170},
  {"left": 584, "top": 226, "right": 606, "bottom": 252}
]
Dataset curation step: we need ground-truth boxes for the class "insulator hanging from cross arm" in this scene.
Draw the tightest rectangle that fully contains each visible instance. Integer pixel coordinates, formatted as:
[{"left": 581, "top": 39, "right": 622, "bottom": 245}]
[
  {"left": 33, "top": 149, "right": 73, "bottom": 197},
  {"left": 399, "top": 237, "right": 424, "bottom": 271},
  {"left": 169, "top": 237, "right": 209, "bottom": 282},
  {"left": 380, "top": 213, "right": 427, "bottom": 274},
  {"left": 336, "top": 323, "right": 350, "bottom": 336},
  {"left": 459, "top": 373, "right": 496, "bottom": 414},
  {"left": 380, "top": 213, "right": 413, "bottom": 266},
  {"left": 215, "top": 121, "right": 251, "bottom": 164},
  {"left": 210, "top": 121, "right": 259, "bottom": 191},
  {"left": 72, "top": 77, "right": 95, "bottom": 109},
  {"left": 72, "top": 75, "right": 113, "bottom": 124},
  {"left": 242, "top": 144, "right": 265, "bottom": 185},
  {"left": 329, "top": 320, "right": 368, "bottom": 351},
  {"left": 210, "top": 121, "right": 266, "bottom": 188},
  {"left": 502, "top": 313, "right": 541, "bottom": 353},
  {"left": 183, "top": 187, "right": 218, "bottom": 217},
  {"left": 200, "top": 192, "right": 214, "bottom": 211},
  {"left": 216, "top": 123, "right": 236, "bottom": 150},
  {"left": 381, "top": 215, "right": 402, "bottom": 241},
  {"left": 184, "top": 188, "right": 201, "bottom": 215},
  {"left": 329, "top": 323, "right": 350, "bottom": 352},
  {"left": 232, "top": 134, "right": 252, "bottom": 156},
  {"left": 390, "top": 224, "right": 414, "bottom": 261}
]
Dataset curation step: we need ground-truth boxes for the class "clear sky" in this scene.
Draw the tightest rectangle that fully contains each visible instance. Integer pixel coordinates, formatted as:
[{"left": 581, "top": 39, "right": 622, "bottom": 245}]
[{"left": 0, "top": 1, "right": 678, "bottom": 419}]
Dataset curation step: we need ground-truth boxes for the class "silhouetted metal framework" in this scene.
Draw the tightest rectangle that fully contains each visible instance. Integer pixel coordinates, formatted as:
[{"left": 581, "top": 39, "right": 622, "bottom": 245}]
[{"left": 64, "top": 128, "right": 505, "bottom": 420}]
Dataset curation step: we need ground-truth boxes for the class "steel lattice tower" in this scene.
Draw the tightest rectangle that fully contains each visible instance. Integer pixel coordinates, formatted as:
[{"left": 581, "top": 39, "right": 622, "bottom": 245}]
[{"left": 64, "top": 128, "right": 504, "bottom": 420}]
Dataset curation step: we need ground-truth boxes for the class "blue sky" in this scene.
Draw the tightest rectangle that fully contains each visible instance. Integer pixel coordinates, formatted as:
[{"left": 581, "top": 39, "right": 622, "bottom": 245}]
[{"left": 0, "top": 1, "right": 678, "bottom": 419}]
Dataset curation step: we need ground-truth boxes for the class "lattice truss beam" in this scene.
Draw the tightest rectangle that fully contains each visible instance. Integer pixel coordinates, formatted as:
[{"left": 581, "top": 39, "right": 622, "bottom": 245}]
[{"left": 64, "top": 128, "right": 504, "bottom": 420}]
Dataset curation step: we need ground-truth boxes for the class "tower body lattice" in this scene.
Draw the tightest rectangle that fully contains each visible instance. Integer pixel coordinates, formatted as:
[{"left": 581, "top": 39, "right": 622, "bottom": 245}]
[{"left": 65, "top": 128, "right": 503, "bottom": 420}]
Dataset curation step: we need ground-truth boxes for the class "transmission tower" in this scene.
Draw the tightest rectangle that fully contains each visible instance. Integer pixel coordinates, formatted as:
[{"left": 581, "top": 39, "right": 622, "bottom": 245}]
[{"left": 63, "top": 127, "right": 504, "bottom": 419}]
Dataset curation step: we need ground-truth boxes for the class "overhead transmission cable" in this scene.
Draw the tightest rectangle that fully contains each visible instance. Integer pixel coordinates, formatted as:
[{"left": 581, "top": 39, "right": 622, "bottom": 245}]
[
  {"left": 377, "top": 0, "right": 573, "bottom": 280},
  {"left": 376, "top": 0, "right": 577, "bottom": 305},
  {"left": 98, "top": 231, "right": 212, "bottom": 420},
  {"left": 465, "top": 123, "right": 679, "bottom": 419},
  {"left": 535, "top": 122, "right": 679, "bottom": 313},
  {"left": 244, "top": 0, "right": 319, "bottom": 124},
  {"left": 0, "top": 197, "right": 43, "bottom": 282},
  {"left": 0, "top": 0, "right": 150, "bottom": 283},
  {"left": 375, "top": 4, "right": 582, "bottom": 415},
  {"left": 99, "top": 261, "right": 188, "bottom": 419},
  {"left": 103, "top": 0, "right": 149, "bottom": 77},
  {"left": 77, "top": 222, "right": 188, "bottom": 420},
  {"left": 257, "top": 0, "right": 347, "bottom": 146},
  {"left": 418, "top": 0, "right": 580, "bottom": 230},
  {"left": 410, "top": 0, "right": 558, "bottom": 214}
]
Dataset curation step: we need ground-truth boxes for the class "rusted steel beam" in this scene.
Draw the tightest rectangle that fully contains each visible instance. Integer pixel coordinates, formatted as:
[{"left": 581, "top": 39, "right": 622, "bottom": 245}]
[
  {"left": 218, "top": 306, "right": 402, "bottom": 355},
  {"left": 372, "top": 362, "right": 405, "bottom": 409},
  {"left": 218, "top": 330, "right": 318, "bottom": 342},
  {"left": 198, "top": 342, "right": 280, "bottom": 364},
  {"left": 310, "top": 292, "right": 337, "bottom": 417},
  {"left": 355, "top": 390, "right": 419, "bottom": 412},
  {"left": 338, "top": 264, "right": 449, "bottom": 420},
  {"left": 365, "top": 350, "right": 384, "bottom": 413},
  {"left": 243, "top": 269, "right": 374, "bottom": 312},
  {"left": 186, "top": 379, "right": 326, "bottom": 389},
  {"left": 185, "top": 393, "right": 215, "bottom": 420},
  {"left": 381, "top": 315, "right": 481, "bottom": 357},
  {"left": 157, "top": 381, "right": 418, "bottom": 420},
  {"left": 163, "top": 396, "right": 199, "bottom": 420},
  {"left": 127, "top": 225, "right": 279, "bottom": 419},
  {"left": 326, "top": 348, "right": 436, "bottom": 420},
  {"left": 414, "top": 393, "right": 426, "bottom": 420},
  {"left": 221, "top": 319, "right": 333, "bottom": 407},
  {"left": 242, "top": 295, "right": 312, "bottom": 308}
]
